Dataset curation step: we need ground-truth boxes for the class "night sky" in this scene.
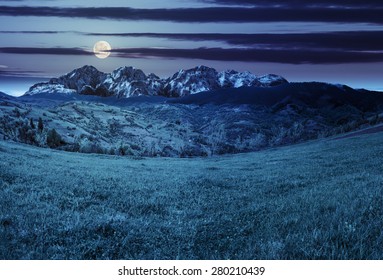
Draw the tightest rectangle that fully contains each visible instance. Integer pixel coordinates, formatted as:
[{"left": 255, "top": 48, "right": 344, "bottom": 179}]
[{"left": 0, "top": 0, "right": 382, "bottom": 96}]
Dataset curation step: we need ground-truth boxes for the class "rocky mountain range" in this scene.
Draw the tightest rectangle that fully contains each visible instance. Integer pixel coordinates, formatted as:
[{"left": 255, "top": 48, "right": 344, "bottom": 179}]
[{"left": 25, "top": 65, "right": 288, "bottom": 98}]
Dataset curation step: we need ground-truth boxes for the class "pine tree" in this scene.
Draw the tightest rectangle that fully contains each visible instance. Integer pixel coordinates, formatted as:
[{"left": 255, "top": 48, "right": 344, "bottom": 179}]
[
  {"left": 30, "top": 118, "right": 35, "bottom": 129},
  {"left": 38, "top": 117, "right": 44, "bottom": 132}
]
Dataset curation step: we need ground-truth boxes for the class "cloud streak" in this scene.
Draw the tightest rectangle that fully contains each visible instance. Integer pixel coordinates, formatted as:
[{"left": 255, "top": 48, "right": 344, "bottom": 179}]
[
  {"left": 0, "top": 68, "right": 44, "bottom": 77},
  {"left": 86, "top": 31, "right": 383, "bottom": 52},
  {"left": 1, "top": 46, "right": 383, "bottom": 64},
  {"left": 0, "top": 5, "right": 383, "bottom": 23},
  {"left": 114, "top": 47, "right": 383, "bottom": 64},
  {"left": 3, "top": 30, "right": 382, "bottom": 52},
  {"left": 200, "top": 0, "right": 383, "bottom": 8},
  {"left": 0, "top": 47, "right": 91, "bottom": 55},
  {"left": 0, "top": 30, "right": 61, "bottom": 34}
]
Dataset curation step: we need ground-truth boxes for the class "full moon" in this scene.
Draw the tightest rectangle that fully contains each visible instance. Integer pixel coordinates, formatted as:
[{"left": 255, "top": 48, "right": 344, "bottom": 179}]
[{"left": 93, "top": 41, "right": 111, "bottom": 59}]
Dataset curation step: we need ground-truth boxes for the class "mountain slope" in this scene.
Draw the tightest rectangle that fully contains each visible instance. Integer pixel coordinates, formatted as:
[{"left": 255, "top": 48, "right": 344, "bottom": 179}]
[
  {"left": 1, "top": 127, "right": 383, "bottom": 259},
  {"left": 1, "top": 80, "right": 382, "bottom": 157},
  {"left": 0, "top": 91, "right": 13, "bottom": 100}
]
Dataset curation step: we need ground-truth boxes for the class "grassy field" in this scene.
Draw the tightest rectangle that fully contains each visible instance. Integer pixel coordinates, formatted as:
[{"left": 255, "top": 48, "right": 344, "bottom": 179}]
[{"left": 1, "top": 130, "right": 383, "bottom": 260}]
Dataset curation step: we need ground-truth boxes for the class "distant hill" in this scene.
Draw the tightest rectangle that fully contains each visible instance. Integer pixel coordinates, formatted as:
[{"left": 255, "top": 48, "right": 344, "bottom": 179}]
[
  {"left": 1, "top": 65, "right": 382, "bottom": 157},
  {"left": 0, "top": 91, "right": 12, "bottom": 99},
  {"left": 171, "top": 82, "right": 383, "bottom": 111},
  {"left": 1, "top": 86, "right": 382, "bottom": 157}
]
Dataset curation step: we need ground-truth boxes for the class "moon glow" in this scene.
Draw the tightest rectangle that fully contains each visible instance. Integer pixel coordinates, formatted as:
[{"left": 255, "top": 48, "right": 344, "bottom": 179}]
[{"left": 93, "top": 41, "right": 111, "bottom": 59}]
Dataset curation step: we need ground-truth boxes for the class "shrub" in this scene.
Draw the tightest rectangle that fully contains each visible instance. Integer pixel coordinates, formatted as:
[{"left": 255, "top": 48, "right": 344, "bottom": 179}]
[
  {"left": 80, "top": 142, "right": 104, "bottom": 154},
  {"left": 46, "top": 129, "right": 62, "bottom": 148},
  {"left": 18, "top": 124, "right": 36, "bottom": 144},
  {"left": 12, "top": 108, "right": 21, "bottom": 118},
  {"left": 61, "top": 143, "right": 80, "bottom": 152}
]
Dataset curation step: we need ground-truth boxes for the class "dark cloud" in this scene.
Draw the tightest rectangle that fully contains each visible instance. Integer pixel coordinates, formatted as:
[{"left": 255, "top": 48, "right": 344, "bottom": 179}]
[
  {"left": 0, "top": 47, "right": 91, "bottom": 55},
  {"left": 0, "top": 5, "right": 382, "bottom": 23},
  {"left": 87, "top": 31, "right": 383, "bottom": 52},
  {"left": 4, "top": 30, "right": 382, "bottom": 52},
  {"left": 200, "top": 0, "right": 383, "bottom": 8},
  {"left": 1, "top": 45, "right": 382, "bottom": 64},
  {"left": 114, "top": 47, "right": 383, "bottom": 64}
]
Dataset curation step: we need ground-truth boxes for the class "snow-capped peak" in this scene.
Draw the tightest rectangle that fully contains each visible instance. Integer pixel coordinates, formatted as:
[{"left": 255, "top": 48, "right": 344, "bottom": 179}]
[{"left": 25, "top": 65, "right": 288, "bottom": 98}]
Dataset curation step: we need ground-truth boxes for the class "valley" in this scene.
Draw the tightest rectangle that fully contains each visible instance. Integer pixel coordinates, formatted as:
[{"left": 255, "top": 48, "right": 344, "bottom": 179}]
[{"left": 1, "top": 65, "right": 383, "bottom": 260}]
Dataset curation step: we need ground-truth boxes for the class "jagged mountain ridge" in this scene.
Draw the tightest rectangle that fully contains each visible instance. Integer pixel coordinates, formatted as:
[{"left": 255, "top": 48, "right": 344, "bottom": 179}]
[{"left": 26, "top": 65, "right": 288, "bottom": 98}]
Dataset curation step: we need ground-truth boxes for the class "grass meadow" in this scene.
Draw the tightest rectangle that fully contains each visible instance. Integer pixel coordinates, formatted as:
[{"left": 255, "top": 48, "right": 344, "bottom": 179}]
[{"left": 1, "top": 131, "right": 383, "bottom": 259}]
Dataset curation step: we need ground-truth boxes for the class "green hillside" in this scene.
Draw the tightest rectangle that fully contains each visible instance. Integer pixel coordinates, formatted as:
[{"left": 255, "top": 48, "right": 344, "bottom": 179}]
[{"left": 1, "top": 130, "right": 383, "bottom": 259}]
